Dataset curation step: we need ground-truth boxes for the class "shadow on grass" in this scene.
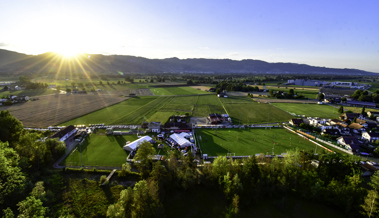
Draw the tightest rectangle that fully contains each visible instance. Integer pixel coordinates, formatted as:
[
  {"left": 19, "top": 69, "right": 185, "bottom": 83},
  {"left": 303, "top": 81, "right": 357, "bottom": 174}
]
[{"left": 114, "top": 136, "right": 127, "bottom": 148}]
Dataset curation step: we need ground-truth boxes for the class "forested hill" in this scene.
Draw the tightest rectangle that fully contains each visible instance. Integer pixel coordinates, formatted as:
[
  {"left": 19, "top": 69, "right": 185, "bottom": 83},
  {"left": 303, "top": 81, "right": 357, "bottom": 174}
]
[{"left": 0, "top": 49, "right": 375, "bottom": 75}]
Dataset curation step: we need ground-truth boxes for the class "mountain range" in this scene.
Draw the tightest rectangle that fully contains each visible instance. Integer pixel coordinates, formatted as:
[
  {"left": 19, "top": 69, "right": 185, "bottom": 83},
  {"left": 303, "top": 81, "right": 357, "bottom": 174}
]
[{"left": 0, "top": 49, "right": 375, "bottom": 75}]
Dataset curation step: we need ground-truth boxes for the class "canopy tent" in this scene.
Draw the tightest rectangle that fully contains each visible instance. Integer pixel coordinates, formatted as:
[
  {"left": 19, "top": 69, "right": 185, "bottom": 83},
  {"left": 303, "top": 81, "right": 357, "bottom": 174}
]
[
  {"left": 169, "top": 133, "right": 192, "bottom": 148},
  {"left": 123, "top": 136, "right": 153, "bottom": 151}
]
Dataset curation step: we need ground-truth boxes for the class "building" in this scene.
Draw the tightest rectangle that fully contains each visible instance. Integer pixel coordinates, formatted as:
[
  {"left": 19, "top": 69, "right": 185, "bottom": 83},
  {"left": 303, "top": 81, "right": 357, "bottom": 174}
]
[
  {"left": 208, "top": 113, "right": 225, "bottom": 124},
  {"left": 50, "top": 125, "right": 77, "bottom": 142},
  {"left": 361, "top": 132, "right": 379, "bottom": 143},
  {"left": 289, "top": 118, "right": 304, "bottom": 126},
  {"left": 340, "top": 113, "right": 362, "bottom": 121},
  {"left": 367, "top": 111, "right": 379, "bottom": 118},
  {"left": 123, "top": 136, "right": 154, "bottom": 151},
  {"left": 346, "top": 101, "right": 376, "bottom": 108},
  {"left": 337, "top": 136, "right": 361, "bottom": 153},
  {"left": 348, "top": 123, "right": 366, "bottom": 134},
  {"left": 321, "top": 129, "right": 341, "bottom": 136},
  {"left": 169, "top": 133, "right": 192, "bottom": 148},
  {"left": 323, "top": 94, "right": 341, "bottom": 104},
  {"left": 148, "top": 122, "right": 161, "bottom": 133}
]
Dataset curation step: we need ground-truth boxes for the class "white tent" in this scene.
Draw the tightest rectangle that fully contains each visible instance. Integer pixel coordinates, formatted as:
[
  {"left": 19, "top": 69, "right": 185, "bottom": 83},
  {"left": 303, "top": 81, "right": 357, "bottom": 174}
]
[
  {"left": 178, "top": 132, "right": 190, "bottom": 138},
  {"left": 123, "top": 136, "right": 153, "bottom": 151},
  {"left": 170, "top": 133, "right": 192, "bottom": 148}
]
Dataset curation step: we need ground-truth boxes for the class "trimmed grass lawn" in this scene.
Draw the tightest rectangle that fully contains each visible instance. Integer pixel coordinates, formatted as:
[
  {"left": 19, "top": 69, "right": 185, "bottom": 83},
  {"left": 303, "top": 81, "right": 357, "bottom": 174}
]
[
  {"left": 220, "top": 96, "right": 293, "bottom": 124},
  {"left": 63, "top": 134, "right": 137, "bottom": 167},
  {"left": 150, "top": 87, "right": 208, "bottom": 95},
  {"left": 197, "top": 128, "right": 319, "bottom": 156},
  {"left": 272, "top": 103, "right": 340, "bottom": 118}
]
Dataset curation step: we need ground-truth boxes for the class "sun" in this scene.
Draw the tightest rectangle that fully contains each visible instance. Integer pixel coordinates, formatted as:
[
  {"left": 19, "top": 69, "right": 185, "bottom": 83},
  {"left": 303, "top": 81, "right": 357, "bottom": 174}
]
[{"left": 52, "top": 44, "right": 82, "bottom": 58}]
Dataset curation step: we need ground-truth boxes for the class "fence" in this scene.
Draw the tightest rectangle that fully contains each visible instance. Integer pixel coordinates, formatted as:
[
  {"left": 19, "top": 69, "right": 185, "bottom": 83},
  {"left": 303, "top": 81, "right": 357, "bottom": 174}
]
[{"left": 284, "top": 126, "right": 353, "bottom": 155}]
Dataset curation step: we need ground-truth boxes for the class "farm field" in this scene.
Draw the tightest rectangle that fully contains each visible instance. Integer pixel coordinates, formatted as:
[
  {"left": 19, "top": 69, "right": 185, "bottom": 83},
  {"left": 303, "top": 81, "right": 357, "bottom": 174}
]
[
  {"left": 256, "top": 86, "right": 319, "bottom": 99},
  {"left": 150, "top": 86, "right": 208, "bottom": 95},
  {"left": 1, "top": 94, "right": 126, "bottom": 127},
  {"left": 344, "top": 106, "right": 379, "bottom": 114},
  {"left": 63, "top": 134, "right": 135, "bottom": 167},
  {"left": 271, "top": 103, "right": 339, "bottom": 118},
  {"left": 196, "top": 128, "right": 321, "bottom": 156},
  {"left": 62, "top": 95, "right": 226, "bottom": 125},
  {"left": 220, "top": 96, "right": 293, "bottom": 124},
  {"left": 0, "top": 89, "right": 57, "bottom": 98}
]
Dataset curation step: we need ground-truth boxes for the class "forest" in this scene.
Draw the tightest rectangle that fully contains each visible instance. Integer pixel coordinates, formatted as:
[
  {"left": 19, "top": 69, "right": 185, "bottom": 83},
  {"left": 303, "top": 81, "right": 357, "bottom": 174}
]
[{"left": 1, "top": 109, "right": 379, "bottom": 217}]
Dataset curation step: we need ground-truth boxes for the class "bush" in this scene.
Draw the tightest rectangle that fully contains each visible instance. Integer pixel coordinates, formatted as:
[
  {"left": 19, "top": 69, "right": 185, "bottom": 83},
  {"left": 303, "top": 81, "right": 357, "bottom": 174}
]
[
  {"left": 118, "top": 163, "right": 132, "bottom": 177},
  {"left": 100, "top": 175, "right": 107, "bottom": 185}
]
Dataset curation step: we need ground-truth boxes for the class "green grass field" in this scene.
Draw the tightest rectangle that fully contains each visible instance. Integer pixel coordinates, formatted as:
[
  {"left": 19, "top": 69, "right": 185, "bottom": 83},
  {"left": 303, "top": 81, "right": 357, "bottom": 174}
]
[
  {"left": 271, "top": 103, "right": 340, "bottom": 118},
  {"left": 63, "top": 134, "right": 136, "bottom": 167},
  {"left": 61, "top": 95, "right": 226, "bottom": 125},
  {"left": 197, "top": 128, "right": 320, "bottom": 156},
  {"left": 150, "top": 86, "right": 208, "bottom": 95},
  {"left": 220, "top": 96, "right": 293, "bottom": 124}
]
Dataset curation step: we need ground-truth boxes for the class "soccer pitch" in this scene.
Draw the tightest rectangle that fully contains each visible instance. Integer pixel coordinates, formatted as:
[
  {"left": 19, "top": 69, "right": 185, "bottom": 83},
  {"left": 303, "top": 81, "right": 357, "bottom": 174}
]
[{"left": 196, "top": 128, "right": 318, "bottom": 156}]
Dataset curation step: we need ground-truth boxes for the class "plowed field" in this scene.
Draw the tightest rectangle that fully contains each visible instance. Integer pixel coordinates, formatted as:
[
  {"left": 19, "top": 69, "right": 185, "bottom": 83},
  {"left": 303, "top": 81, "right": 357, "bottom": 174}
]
[{"left": 1, "top": 94, "right": 126, "bottom": 127}]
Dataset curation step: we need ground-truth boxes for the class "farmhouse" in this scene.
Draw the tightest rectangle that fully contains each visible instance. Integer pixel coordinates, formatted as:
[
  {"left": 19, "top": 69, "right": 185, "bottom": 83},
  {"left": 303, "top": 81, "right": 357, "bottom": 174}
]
[
  {"left": 148, "top": 122, "right": 161, "bottom": 133},
  {"left": 337, "top": 136, "right": 361, "bottom": 153},
  {"left": 361, "top": 132, "right": 379, "bottom": 143},
  {"left": 50, "top": 125, "right": 77, "bottom": 143},
  {"left": 208, "top": 113, "right": 225, "bottom": 124}
]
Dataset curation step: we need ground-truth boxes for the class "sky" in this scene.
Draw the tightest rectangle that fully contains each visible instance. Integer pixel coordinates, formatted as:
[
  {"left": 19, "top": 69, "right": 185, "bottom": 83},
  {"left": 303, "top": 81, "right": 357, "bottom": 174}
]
[{"left": 0, "top": 0, "right": 378, "bottom": 72}]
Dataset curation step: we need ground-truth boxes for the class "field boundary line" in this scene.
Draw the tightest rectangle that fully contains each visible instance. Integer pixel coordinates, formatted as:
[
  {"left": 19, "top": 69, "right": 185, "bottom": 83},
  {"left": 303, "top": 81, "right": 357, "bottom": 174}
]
[{"left": 217, "top": 97, "right": 229, "bottom": 115}]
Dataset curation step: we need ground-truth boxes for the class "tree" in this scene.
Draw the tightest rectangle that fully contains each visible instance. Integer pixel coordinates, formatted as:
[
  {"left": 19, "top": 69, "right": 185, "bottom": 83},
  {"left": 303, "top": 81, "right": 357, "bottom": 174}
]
[
  {"left": 361, "top": 106, "right": 366, "bottom": 115},
  {"left": 361, "top": 190, "right": 378, "bottom": 218},
  {"left": 318, "top": 93, "right": 325, "bottom": 102},
  {"left": 338, "top": 105, "right": 344, "bottom": 114},
  {"left": 19, "top": 76, "right": 31, "bottom": 84},
  {"left": 16, "top": 133, "right": 47, "bottom": 169},
  {"left": 187, "top": 80, "right": 194, "bottom": 85},
  {"left": 353, "top": 117, "right": 357, "bottom": 123},
  {"left": 66, "top": 88, "right": 71, "bottom": 92},
  {"left": 2, "top": 208, "right": 14, "bottom": 218},
  {"left": 269, "top": 89, "right": 274, "bottom": 97},
  {"left": 17, "top": 196, "right": 46, "bottom": 218},
  {"left": 288, "top": 89, "right": 294, "bottom": 95},
  {"left": 0, "top": 110, "right": 24, "bottom": 146},
  {"left": 30, "top": 181, "right": 46, "bottom": 200},
  {"left": 134, "top": 141, "right": 156, "bottom": 178},
  {"left": 216, "top": 88, "right": 222, "bottom": 94},
  {"left": 99, "top": 81, "right": 103, "bottom": 85},
  {"left": 107, "top": 180, "right": 160, "bottom": 218},
  {"left": 341, "top": 97, "right": 347, "bottom": 103}
]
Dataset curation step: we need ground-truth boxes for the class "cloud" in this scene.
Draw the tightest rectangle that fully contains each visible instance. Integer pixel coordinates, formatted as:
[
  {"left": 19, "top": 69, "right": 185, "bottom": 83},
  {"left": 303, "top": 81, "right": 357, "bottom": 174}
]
[{"left": 198, "top": 47, "right": 210, "bottom": 50}]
